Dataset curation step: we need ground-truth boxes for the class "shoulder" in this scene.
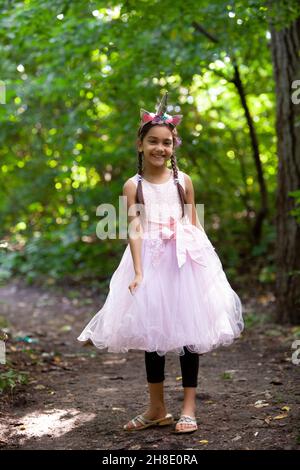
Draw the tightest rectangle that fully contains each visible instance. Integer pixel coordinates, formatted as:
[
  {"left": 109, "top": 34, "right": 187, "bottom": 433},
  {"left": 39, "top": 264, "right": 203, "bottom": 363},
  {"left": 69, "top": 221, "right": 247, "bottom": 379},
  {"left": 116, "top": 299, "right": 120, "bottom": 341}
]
[
  {"left": 181, "top": 172, "right": 194, "bottom": 194},
  {"left": 123, "top": 176, "right": 137, "bottom": 197}
]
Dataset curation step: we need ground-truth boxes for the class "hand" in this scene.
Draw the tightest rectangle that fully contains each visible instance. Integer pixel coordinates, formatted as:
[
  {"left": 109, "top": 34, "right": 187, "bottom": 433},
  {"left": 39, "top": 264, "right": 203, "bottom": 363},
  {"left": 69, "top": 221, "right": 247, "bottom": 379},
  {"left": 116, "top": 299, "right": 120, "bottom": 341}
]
[{"left": 128, "top": 273, "right": 143, "bottom": 295}]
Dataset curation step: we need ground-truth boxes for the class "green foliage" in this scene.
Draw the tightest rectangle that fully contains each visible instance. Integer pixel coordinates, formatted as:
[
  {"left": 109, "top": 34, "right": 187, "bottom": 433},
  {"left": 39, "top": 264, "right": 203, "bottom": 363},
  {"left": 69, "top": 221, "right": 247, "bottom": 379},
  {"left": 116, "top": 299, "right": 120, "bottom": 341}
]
[
  {"left": 1, "top": 232, "right": 123, "bottom": 284},
  {"left": 244, "top": 311, "right": 272, "bottom": 329},
  {"left": 0, "top": 250, "right": 19, "bottom": 282},
  {"left": 0, "top": 0, "right": 295, "bottom": 285},
  {"left": 221, "top": 371, "right": 233, "bottom": 380},
  {"left": 258, "top": 265, "right": 275, "bottom": 284},
  {"left": 0, "top": 369, "right": 29, "bottom": 393}
]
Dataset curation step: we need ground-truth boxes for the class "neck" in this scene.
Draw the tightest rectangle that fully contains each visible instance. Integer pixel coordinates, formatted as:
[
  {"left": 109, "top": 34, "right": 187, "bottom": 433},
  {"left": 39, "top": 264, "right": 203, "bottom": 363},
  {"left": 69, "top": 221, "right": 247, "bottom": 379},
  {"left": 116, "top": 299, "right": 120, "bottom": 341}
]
[{"left": 142, "top": 163, "right": 171, "bottom": 178}]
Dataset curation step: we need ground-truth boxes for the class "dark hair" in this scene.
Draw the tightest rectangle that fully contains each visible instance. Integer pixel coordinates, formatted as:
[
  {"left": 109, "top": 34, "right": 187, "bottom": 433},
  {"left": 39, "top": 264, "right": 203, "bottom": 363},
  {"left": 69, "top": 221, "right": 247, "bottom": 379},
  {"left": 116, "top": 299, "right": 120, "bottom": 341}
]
[{"left": 136, "top": 122, "right": 186, "bottom": 217}]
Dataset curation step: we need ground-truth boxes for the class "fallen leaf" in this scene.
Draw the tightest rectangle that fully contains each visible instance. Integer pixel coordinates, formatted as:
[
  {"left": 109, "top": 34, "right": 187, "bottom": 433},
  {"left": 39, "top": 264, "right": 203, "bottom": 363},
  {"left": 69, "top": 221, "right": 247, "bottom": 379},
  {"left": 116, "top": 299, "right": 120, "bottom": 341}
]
[
  {"left": 103, "top": 358, "right": 126, "bottom": 365},
  {"left": 273, "top": 413, "right": 288, "bottom": 420},
  {"left": 59, "top": 325, "right": 72, "bottom": 332},
  {"left": 198, "top": 440, "right": 208, "bottom": 444},
  {"left": 281, "top": 406, "right": 290, "bottom": 412},
  {"left": 129, "top": 444, "right": 141, "bottom": 450},
  {"left": 254, "top": 400, "right": 269, "bottom": 408},
  {"left": 34, "top": 384, "right": 46, "bottom": 390}
]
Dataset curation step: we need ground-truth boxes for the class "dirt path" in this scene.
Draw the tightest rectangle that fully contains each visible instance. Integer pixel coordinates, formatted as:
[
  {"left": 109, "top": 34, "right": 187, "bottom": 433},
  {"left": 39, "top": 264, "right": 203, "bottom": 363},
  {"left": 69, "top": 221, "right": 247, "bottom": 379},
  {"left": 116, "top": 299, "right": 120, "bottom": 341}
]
[{"left": 0, "top": 279, "right": 299, "bottom": 450}]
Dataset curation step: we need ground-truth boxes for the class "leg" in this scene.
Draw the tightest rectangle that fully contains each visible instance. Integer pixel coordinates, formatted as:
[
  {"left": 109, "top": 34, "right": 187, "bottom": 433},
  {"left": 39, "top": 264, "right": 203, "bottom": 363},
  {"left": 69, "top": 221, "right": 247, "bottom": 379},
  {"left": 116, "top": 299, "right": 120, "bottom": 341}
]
[
  {"left": 175, "top": 347, "right": 199, "bottom": 433},
  {"left": 144, "top": 351, "right": 167, "bottom": 418},
  {"left": 124, "top": 352, "right": 172, "bottom": 430},
  {"left": 180, "top": 346, "right": 199, "bottom": 415}
]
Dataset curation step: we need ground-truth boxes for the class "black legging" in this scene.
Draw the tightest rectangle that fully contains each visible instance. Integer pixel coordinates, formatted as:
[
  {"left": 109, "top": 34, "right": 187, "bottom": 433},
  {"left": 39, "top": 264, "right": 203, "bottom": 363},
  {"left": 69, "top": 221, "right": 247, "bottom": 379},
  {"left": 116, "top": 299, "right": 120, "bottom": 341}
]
[{"left": 145, "top": 347, "right": 199, "bottom": 388}]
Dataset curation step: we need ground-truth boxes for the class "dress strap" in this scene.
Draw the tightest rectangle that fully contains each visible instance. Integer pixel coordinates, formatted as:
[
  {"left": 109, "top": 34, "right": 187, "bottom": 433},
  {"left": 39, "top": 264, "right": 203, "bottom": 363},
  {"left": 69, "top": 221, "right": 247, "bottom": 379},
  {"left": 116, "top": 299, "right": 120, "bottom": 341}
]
[
  {"left": 128, "top": 171, "right": 185, "bottom": 189},
  {"left": 177, "top": 171, "right": 185, "bottom": 191}
]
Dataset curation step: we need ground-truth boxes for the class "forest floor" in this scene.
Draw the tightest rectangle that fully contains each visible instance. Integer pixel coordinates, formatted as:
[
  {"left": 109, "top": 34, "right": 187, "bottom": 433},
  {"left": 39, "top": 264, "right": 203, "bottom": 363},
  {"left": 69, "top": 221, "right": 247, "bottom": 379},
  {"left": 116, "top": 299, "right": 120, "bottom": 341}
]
[{"left": 0, "top": 279, "right": 299, "bottom": 451}]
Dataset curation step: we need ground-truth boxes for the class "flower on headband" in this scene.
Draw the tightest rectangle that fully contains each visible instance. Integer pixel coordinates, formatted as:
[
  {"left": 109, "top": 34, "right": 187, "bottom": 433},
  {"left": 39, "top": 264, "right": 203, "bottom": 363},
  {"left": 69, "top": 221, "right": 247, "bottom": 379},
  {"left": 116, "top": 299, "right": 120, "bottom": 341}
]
[
  {"left": 174, "top": 136, "right": 182, "bottom": 147},
  {"left": 153, "top": 113, "right": 169, "bottom": 123},
  {"left": 140, "top": 109, "right": 183, "bottom": 128}
]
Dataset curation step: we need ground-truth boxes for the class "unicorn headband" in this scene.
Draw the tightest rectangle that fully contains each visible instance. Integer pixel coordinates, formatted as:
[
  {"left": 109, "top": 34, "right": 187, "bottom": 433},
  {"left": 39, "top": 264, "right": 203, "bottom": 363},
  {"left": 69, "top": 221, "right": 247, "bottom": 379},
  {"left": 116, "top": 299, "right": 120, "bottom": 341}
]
[{"left": 139, "top": 92, "right": 183, "bottom": 129}]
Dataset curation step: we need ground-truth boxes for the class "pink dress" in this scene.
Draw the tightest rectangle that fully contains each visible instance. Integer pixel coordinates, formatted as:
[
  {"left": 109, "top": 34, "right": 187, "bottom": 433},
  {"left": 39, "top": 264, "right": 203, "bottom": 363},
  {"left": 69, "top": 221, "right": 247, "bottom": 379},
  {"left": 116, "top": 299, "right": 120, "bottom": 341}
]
[{"left": 77, "top": 170, "right": 243, "bottom": 356}]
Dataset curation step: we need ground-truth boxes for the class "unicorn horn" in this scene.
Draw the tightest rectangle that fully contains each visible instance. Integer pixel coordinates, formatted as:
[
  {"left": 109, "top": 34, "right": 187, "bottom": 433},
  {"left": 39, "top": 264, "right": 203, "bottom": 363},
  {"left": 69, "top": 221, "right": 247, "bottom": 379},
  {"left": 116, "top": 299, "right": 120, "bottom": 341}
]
[{"left": 156, "top": 91, "right": 168, "bottom": 115}]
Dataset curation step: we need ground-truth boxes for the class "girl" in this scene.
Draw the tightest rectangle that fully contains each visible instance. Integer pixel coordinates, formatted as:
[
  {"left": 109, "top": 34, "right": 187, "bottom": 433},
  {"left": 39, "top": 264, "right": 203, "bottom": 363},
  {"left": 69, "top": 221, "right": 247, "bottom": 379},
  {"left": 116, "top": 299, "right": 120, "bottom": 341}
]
[{"left": 78, "top": 92, "right": 244, "bottom": 434}]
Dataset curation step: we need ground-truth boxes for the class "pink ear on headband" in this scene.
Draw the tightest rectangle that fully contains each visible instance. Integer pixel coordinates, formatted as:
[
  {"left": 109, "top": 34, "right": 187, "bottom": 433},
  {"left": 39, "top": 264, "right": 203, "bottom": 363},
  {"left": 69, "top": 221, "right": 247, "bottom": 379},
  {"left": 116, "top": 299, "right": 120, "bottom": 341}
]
[
  {"left": 170, "top": 115, "right": 183, "bottom": 126},
  {"left": 140, "top": 111, "right": 183, "bottom": 127},
  {"left": 140, "top": 109, "right": 155, "bottom": 123}
]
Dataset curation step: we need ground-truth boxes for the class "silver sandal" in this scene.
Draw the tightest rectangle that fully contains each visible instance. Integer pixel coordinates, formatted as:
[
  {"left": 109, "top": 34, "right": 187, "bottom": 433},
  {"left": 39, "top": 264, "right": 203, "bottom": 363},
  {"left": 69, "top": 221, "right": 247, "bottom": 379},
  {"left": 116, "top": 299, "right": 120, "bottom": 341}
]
[
  {"left": 175, "top": 415, "right": 198, "bottom": 434},
  {"left": 124, "top": 413, "right": 174, "bottom": 431}
]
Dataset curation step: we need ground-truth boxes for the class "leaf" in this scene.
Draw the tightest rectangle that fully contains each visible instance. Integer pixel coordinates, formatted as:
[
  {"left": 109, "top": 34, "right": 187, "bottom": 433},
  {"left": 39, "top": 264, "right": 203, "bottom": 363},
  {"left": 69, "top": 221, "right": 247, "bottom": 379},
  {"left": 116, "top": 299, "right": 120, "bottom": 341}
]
[
  {"left": 254, "top": 400, "right": 269, "bottom": 408},
  {"left": 222, "top": 372, "right": 233, "bottom": 380},
  {"left": 273, "top": 413, "right": 288, "bottom": 420},
  {"left": 59, "top": 325, "right": 72, "bottom": 332},
  {"left": 198, "top": 440, "right": 209, "bottom": 444},
  {"left": 129, "top": 444, "right": 141, "bottom": 450},
  {"left": 34, "top": 384, "right": 46, "bottom": 390}
]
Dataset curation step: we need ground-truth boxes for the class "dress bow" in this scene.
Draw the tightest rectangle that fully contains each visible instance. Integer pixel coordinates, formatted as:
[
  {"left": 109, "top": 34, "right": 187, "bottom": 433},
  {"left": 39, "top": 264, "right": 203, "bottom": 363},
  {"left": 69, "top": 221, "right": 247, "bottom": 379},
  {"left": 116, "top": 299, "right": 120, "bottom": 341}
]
[{"left": 158, "top": 217, "right": 208, "bottom": 269}]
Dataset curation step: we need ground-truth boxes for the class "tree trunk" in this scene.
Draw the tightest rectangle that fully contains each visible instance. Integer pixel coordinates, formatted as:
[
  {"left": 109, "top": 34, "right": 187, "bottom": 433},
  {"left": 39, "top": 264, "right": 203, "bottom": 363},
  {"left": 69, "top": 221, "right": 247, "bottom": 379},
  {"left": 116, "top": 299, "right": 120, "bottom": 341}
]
[{"left": 270, "top": 17, "right": 300, "bottom": 324}]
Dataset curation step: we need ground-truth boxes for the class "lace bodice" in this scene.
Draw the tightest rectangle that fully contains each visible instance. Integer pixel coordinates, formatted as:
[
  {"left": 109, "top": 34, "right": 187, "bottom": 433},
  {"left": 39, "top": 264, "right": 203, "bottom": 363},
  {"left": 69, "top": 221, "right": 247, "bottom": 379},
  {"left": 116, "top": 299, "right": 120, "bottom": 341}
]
[
  {"left": 129, "top": 170, "right": 193, "bottom": 267},
  {"left": 129, "top": 170, "right": 188, "bottom": 235}
]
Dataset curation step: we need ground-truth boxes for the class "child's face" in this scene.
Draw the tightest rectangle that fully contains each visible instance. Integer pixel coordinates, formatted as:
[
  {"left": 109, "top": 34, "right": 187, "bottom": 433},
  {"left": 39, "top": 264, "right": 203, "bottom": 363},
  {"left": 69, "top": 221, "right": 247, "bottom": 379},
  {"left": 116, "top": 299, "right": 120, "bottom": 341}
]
[{"left": 138, "top": 125, "right": 174, "bottom": 167}]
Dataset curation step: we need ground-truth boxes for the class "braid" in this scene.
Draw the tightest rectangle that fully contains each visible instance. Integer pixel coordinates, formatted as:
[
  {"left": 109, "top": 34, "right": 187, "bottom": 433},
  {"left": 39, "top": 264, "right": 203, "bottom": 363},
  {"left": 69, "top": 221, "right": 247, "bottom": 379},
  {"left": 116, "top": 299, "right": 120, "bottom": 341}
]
[
  {"left": 136, "top": 151, "right": 145, "bottom": 215},
  {"left": 170, "top": 154, "right": 186, "bottom": 218}
]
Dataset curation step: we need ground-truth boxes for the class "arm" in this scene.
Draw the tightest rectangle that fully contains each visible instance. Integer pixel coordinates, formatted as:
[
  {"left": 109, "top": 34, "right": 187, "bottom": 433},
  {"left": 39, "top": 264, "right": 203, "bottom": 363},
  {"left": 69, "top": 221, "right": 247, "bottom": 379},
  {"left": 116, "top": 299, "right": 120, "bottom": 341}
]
[
  {"left": 183, "top": 173, "right": 205, "bottom": 232},
  {"left": 123, "top": 179, "right": 143, "bottom": 276}
]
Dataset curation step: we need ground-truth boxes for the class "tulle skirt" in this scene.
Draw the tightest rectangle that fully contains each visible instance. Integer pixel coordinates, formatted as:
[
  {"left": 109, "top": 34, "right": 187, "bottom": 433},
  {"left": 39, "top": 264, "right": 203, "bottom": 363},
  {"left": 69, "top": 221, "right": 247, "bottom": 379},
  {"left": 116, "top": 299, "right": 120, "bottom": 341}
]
[{"left": 77, "top": 233, "right": 244, "bottom": 356}]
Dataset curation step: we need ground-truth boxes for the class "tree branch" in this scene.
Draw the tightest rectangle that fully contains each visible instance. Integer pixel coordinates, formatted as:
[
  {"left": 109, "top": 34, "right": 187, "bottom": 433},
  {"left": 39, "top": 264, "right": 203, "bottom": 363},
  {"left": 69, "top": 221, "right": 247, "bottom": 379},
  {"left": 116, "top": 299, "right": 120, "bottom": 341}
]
[{"left": 192, "top": 20, "right": 268, "bottom": 243}]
